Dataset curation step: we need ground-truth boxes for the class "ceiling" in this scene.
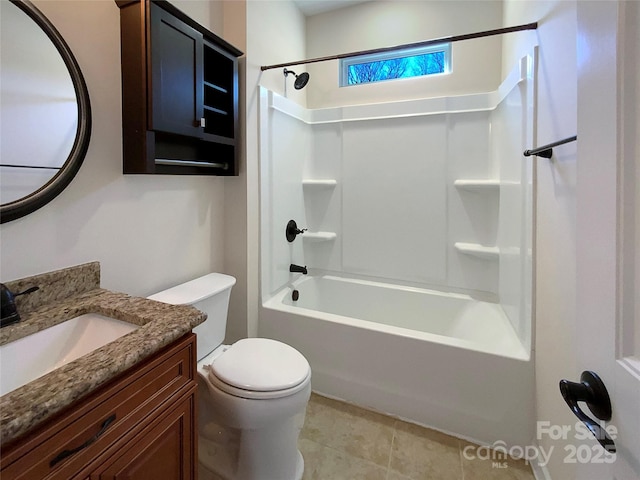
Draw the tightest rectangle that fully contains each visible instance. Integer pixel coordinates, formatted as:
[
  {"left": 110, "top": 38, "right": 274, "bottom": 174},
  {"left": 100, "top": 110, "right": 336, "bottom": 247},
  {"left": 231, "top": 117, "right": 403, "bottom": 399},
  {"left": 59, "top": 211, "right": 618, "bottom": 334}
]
[{"left": 292, "top": 0, "right": 371, "bottom": 16}]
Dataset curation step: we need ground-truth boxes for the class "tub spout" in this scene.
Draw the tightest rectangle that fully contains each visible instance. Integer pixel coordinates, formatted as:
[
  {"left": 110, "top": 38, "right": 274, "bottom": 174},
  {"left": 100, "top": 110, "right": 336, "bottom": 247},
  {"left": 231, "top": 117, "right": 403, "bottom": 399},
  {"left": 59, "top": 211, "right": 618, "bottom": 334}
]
[{"left": 289, "top": 264, "right": 308, "bottom": 275}]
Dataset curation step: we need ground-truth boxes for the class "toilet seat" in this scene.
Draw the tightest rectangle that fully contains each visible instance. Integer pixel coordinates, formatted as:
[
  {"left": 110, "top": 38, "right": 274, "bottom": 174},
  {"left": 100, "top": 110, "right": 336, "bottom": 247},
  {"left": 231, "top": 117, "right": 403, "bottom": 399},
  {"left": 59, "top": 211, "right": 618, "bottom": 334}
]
[{"left": 202, "top": 338, "right": 311, "bottom": 400}]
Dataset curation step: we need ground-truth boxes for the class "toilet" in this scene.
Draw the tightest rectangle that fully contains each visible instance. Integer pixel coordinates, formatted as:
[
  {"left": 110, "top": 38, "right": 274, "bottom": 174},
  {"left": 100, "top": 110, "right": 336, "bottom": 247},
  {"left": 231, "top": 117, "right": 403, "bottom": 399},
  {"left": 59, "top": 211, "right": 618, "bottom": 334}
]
[{"left": 148, "top": 273, "right": 311, "bottom": 480}]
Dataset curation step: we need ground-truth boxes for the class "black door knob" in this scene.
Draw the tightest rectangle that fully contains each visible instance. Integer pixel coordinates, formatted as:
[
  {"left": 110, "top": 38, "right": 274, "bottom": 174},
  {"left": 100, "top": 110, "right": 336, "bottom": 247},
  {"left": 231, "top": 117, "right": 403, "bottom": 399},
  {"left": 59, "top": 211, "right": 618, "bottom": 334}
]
[{"left": 559, "top": 371, "right": 616, "bottom": 453}]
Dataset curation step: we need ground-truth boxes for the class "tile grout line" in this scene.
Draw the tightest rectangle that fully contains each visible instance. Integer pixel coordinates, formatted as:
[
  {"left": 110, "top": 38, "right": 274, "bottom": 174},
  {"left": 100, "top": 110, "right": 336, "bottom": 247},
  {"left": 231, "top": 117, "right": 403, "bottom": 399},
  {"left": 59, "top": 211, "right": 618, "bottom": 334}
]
[
  {"left": 458, "top": 438, "right": 467, "bottom": 480},
  {"left": 385, "top": 420, "right": 398, "bottom": 480}
]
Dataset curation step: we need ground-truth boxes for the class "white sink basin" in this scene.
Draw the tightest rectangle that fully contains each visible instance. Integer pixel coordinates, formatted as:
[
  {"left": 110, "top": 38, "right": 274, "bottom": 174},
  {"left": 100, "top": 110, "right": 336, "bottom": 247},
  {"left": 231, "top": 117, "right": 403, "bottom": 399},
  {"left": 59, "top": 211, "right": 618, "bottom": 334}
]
[{"left": 0, "top": 314, "right": 138, "bottom": 396}]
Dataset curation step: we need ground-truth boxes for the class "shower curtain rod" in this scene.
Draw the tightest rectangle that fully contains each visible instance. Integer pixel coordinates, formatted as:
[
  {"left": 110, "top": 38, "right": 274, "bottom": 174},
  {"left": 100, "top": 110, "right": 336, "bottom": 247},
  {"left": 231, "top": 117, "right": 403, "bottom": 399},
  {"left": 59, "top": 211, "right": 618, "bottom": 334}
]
[{"left": 260, "top": 22, "right": 537, "bottom": 71}]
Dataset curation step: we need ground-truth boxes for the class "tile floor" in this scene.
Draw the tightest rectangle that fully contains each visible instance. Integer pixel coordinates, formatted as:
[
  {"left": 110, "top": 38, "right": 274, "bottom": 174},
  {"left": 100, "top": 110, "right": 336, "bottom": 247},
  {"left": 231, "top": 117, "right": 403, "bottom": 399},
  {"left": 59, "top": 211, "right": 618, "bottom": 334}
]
[{"left": 299, "top": 393, "right": 535, "bottom": 480}]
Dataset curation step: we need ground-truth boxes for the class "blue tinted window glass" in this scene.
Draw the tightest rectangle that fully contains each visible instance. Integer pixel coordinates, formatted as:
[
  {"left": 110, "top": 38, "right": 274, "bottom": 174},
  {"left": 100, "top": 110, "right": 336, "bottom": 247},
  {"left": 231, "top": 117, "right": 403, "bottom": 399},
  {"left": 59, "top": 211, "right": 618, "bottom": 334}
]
[{"left": 344, "top": 49, "right": 448, "bottom": 86}]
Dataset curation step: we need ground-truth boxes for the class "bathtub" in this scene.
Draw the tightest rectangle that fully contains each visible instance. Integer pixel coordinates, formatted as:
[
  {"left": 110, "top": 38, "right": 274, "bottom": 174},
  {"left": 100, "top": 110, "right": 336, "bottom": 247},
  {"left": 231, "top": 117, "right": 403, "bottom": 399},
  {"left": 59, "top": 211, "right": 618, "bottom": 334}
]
[{"left": 260, "top": 275, "right": 534, "bottom": 446}]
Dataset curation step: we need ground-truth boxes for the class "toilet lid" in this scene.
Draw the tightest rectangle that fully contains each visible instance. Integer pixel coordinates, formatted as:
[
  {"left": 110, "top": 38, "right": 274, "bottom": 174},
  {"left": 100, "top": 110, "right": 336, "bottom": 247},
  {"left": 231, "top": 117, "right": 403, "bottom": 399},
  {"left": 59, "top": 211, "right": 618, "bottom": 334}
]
[{"left": 210, "top": 338, "right": 310, "bottom": 392}]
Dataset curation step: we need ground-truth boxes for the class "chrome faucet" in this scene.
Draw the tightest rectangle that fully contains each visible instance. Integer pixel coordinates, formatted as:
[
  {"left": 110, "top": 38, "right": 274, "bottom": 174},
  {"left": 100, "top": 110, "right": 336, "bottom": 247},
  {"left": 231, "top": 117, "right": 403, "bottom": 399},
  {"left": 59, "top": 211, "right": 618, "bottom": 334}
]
[
  {"left": 289, "top": 264, "right": 308, "bottom": 275},
  {"left": 1, "top": 283, "right": 39, "bottom": 328}
]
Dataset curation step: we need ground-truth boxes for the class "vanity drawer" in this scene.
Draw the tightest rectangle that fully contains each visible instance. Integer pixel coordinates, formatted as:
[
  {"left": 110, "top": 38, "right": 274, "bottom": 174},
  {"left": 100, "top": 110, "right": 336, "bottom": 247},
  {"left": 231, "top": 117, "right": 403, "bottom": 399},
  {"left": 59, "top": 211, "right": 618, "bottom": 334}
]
[{"left": 0, "top": 334, "right": 196, "bottom": 480}]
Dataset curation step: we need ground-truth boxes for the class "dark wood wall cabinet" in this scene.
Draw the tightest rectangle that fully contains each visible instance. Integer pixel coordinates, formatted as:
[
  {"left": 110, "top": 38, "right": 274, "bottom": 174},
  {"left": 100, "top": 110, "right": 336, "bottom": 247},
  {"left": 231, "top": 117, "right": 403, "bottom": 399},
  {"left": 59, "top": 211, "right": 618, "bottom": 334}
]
[
  {"left": 116, "top": 0, "right": 243, "bottom": 175},
  {"left": 0, "top": 334, "right": 197, "bottom": 480}
]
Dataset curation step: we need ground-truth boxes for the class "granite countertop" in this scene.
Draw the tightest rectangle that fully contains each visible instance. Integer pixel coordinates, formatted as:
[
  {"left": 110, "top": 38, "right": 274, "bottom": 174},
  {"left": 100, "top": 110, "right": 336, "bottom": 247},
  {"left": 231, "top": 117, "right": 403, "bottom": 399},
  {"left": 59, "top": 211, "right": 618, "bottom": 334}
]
[{"left": 0, "top": 262, "right": 206, "bottom": 446}]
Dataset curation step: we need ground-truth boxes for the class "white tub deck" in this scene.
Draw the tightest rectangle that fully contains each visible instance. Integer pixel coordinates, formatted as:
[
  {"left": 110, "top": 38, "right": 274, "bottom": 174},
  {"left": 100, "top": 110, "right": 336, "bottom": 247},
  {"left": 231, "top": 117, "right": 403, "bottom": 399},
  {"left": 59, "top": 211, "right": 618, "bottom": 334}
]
[{"left": 276, "top": 275, "right": 528, "bottom": 360}]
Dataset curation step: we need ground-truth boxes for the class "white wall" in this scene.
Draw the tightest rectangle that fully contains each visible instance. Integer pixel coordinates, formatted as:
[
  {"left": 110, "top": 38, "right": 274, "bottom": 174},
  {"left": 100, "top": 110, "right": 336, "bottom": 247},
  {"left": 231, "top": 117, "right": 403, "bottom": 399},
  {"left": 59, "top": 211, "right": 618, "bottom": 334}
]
[
  {"left": 220, "top": 0, "right": 250, "bottom": 342},
  {"left": 228, "top": 0, "right": 307, "bottom": 339},
  {"left": 172, "top": 0, "right": 222, "bottom": 33},
  {"left": 502, "top": 1, "right": 578, "bottom": 479},
  {"left": 305, "top": 0, "right": 503, "bottom": 108},
  {"left": 627, "top": 2, "right": 640, "bottom": 359},
  {"left": 250, "top": 2, "right": 307, "bottom": 104},
  {"left": 0, "top": 1, "right": 230, "bottom": 300}
]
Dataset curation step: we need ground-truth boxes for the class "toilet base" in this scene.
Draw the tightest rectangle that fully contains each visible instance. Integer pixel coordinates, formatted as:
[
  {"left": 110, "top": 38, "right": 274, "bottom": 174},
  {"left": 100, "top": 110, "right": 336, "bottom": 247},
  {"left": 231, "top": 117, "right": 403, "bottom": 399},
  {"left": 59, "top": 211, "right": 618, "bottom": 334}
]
[
  {"left": 198, "top": 441, "right": 304, "bottom": 480},
  {"left": 294, "top": 450, "right": 304, "bottom": 480},
  {"left": 197, "top": 370, "right": 310, "bottom": 480}
]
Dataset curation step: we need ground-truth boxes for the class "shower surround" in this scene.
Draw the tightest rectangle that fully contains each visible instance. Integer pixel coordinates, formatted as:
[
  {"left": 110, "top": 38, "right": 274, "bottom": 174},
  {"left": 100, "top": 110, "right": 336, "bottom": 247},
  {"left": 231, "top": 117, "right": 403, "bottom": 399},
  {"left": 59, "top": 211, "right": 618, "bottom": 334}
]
[{"left": 259, "top": 53, "right": 536, "bottom": 447}]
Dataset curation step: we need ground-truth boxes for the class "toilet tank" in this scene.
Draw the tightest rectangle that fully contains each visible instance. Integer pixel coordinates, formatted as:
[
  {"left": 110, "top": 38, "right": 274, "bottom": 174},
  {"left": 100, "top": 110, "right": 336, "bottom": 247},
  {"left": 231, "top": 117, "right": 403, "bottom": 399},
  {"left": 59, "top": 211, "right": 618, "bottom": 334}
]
[{"left": 148, "top": 273, "right": 236, "bottom": 359}]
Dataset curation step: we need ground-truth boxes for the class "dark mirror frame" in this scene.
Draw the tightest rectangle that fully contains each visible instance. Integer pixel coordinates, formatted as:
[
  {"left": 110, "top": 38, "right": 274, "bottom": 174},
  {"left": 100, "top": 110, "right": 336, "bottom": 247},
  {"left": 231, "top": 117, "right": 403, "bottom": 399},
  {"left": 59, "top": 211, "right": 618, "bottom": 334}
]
[{"left": 0, "top": 0, "right": 91, "bottom": 224}]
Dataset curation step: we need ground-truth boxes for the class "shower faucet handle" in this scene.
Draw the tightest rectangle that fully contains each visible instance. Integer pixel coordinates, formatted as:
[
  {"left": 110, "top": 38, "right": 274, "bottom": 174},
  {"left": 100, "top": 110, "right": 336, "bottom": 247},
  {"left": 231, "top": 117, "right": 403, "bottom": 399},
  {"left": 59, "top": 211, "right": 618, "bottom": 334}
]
[{"left": 286, "top": 220, "right": 307, "bottom": 242}]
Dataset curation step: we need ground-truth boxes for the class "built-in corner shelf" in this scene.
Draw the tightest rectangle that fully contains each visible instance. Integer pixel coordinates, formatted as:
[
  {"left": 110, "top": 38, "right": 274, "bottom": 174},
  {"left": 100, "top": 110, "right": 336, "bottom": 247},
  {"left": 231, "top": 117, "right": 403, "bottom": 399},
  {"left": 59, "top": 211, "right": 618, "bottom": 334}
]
[
  {"left": 454, "top": 179, "right": 500, "bottom": 191},
  {"left": 302, "top": 179, "right": 338, "bottom": 189},
  {"left": 454, "top": 242, "right": 499, "bottom": 260},
  {"left": 302, "top": 232, "right": 337, "bottom": 242}
]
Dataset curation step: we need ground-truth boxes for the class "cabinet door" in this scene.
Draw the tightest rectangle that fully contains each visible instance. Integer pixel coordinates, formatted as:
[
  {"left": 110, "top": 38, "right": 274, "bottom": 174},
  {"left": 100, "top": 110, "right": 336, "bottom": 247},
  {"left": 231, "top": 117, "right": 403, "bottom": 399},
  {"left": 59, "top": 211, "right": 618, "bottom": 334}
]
[
  {"left": 150, "top": 3, "right": 203, "bottom": 139},
  {"left": 92, "top": 394, "right": 196, "bottom": 480}
]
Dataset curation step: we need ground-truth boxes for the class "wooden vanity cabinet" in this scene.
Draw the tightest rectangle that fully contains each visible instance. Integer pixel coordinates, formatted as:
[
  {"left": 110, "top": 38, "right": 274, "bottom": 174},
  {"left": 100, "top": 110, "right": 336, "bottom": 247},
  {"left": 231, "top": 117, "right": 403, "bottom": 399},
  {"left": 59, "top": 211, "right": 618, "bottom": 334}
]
[
  {"left": 117, "top": 0, "right": 242, "bottom": 176},
  {"left": 0, "top": 334, "right": 197, "bottom": 480},
  {"left": 90, "top": 394, "right": 194, "bottom": 479}
]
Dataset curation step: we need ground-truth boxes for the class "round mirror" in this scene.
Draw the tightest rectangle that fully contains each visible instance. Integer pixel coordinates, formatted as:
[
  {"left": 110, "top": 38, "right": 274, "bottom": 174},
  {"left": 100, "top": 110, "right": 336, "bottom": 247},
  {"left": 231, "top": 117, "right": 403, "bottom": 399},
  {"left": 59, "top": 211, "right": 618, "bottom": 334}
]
[{"left": 0, "top": 0, "right": 91, "bottom": 223}]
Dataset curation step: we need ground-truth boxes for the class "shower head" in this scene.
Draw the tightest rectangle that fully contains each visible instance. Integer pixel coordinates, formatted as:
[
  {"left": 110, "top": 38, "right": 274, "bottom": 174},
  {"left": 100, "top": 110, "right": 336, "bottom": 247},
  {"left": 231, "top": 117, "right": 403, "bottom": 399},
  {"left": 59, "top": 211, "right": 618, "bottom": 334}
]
[{"left": 283, "top": 68, "right": 310, "bottom": 90}]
